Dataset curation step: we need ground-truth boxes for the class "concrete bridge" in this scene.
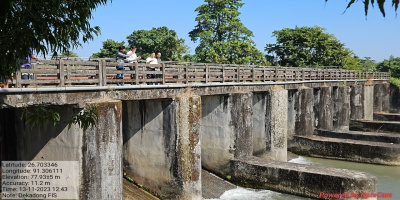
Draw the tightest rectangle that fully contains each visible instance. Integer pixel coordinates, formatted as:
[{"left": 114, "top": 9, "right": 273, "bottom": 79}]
[{"left": 1, "top": 60, "right": 398, "bottom": 199}]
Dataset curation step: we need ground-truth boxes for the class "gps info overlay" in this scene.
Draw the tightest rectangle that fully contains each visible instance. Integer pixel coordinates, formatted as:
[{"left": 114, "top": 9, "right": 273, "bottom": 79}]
[{"left": 2, "top": 161, "right": 79, "bottom": 199}]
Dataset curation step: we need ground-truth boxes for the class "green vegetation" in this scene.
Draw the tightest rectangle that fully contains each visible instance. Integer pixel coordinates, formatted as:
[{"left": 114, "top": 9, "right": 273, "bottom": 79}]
[
  {"left": 325, "top": 0, "right": 399, "bottom": 17},
  {"left": 20, "top": 105, "right": 60, "bottom": 129},
  {"left": 390, "top": 77, "right": 400, "bottom": 87},
  {"left": 265, "top": 26, "right": 351, "bottom": 68},
  {"left": 0, "top": 0, "right": 109, "bottom": 81},
  {"left": 68, "top": 106, "right": 99, "bottom": 131},
  {"left": 127, "top": 26, "right": 189, "bottom": 61},
  {"left": 189, "top": 0, "right": 267, "bottom": 65},
  {"left": 92, "top": 39, "right": 126, "bottom": 58}
]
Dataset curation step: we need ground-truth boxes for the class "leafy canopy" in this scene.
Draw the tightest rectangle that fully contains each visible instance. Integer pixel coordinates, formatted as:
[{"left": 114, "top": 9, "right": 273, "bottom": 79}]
[
  {"left": 265, "top": 26, "right": 351, "bottom": 68},
  {"left": 325, "top": 0, "right": 399, "bottom": 17},
  {"left": 189, "top": 0, "right": 267, "bottom": 65},
  {"left": 0, "top": 0, "right": 109, "bottom": 81},
  {"left": 126, "top": 26, "right": 188, "bottom": 61},
  {"left": 376, "top": 56, "right": 400, "bottom": 78},
  {"left": 91, "top": 39, "right": 125, "bottom": 58}
]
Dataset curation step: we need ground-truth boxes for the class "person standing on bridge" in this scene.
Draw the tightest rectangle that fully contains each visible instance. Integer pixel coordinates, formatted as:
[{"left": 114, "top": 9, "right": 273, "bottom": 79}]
[
  {"left": 115, "top": 45, "right": 134, "bottom": 86},
  {"left": 126, "top": 46, "right": 141, "bottom": 80},
  {"left": 146, "top": 52, "right": 158, "bottom": 85},
  {"left": 20, "top": 48, "right": 39, "bottom": 87}
]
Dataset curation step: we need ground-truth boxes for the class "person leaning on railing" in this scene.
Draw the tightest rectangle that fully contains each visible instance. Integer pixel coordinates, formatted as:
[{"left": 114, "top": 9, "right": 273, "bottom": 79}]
[
  {"left": 20, "top": 48, "right": 39, "bottom": 87},
  {"left": 146, "top": 52, "right": 158, "bottom": 85},
  {"left": 126, "top": 46, "right": 141, "bottom": 80},
  {"left": 115, "top": 45, "right": 134, "bottom": 86}
]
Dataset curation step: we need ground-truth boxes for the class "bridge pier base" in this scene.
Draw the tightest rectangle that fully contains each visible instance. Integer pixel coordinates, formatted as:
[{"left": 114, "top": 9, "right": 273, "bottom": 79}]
[{"left": 350, "top": 84, "right": 374, "bottom": 120}]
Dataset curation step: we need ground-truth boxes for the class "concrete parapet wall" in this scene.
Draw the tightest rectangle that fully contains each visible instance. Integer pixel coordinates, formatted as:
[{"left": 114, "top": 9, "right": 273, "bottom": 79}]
[
  {"left": 230, "top": 157, "right": 377, "bottom": 199},
  {"left": 289, "top": 135, "right": 400, "bottom": 166}
]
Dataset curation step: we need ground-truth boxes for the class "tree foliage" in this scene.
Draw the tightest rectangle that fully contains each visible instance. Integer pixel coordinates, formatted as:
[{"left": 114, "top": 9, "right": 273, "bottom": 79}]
[
  {"left": 127, "top": 26, "right": 188, "bottom": 61},
  {"left": 265, "top": 26, "right": 351, "bottom": 67},
  {"left": 376, "top": 56, "right": 400, "bottom": 78},
  {"left": 0, "top": 0, "right": 109, "bottom": 81},
  {"left": 60, "top": 51, "right": 79, "bottom": 57},
  {"left": 189, "top": 0, "right": 267, "bottom": 65},
  {"left": 325, "top": 0, "right": 399, "bottom": 17},
  {"left": 91, "top": 39, "right": 125, "bottom": 58}
]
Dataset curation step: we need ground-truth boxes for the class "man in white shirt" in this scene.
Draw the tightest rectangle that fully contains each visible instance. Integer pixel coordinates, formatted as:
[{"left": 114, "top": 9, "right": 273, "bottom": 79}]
[
  {"left": 146, "top": 52, "right": 157, "bottom": 64},
  {"left": 146, "top": 52, "right": 158, "bottom": 84}
]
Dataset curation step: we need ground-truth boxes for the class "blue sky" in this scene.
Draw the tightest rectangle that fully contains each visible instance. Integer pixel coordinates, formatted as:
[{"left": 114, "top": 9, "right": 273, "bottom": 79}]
[{"left": 74, "top": 0, "right": 399, "bottom": 62}]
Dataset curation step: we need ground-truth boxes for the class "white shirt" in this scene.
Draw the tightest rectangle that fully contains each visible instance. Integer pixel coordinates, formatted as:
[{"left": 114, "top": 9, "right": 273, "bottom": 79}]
[
  {"left": 126, "top": 51, "right": 138, "bottom": 63},
  {"left": 146, "top": 57, "right": 158, "bottom": 64}
]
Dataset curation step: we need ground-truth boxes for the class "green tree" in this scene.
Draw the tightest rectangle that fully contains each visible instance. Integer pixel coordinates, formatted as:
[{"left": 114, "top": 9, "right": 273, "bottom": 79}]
[
  {"left": 60, "top": 51, "right": 79, "bottom": 57},
  {"left": 377, "top": 56, "right": 400, "bottom": 78},
  {"left": 360, "top": 57, "right": 377, "bottom": 72},
  {"left": 265, "top": 26, "right": 351, "bottom": 68},
  {"left": 343, "top": 54, "right": 362, "bottom": 70},
  {"left": 126, "top": 26, "right": 189, "bottom": 61},
  {"left": 91, "top": 39, "right": 125, "bottom": 58},
  {"left": 0, "top": 0, "right": 109, "bottom": 81},
  {"left": 325, "top": 0, "right": 399, "bottom": 17},
  {"left": 189, "top": 0, "right": 267, "bottom": 65}
]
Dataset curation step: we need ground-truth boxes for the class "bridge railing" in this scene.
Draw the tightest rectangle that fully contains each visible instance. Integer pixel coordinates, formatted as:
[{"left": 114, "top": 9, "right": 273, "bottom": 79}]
[{"left": 5, "top": 60, "right": 391, "bottom": 87}]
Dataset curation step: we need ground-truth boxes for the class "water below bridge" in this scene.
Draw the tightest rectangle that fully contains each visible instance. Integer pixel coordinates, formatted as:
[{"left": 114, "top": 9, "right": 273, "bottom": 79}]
[{"left": 203, "top": 156, "right": 400, "bottom": 200}]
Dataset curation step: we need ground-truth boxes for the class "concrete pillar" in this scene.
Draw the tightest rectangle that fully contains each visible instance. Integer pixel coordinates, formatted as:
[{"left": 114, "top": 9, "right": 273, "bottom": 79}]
[
  {"left": 123, "top": 96, "right": 201, "bottom": 199},
  {"left": 314, "top": 87, "right": 333, "bottom": 131},
  {"left": 81, "top": 101, "right": 123, "bottom": 200},
  {"left": 287, "top": 90, "right": 297, "bottom": 137},
  {"left": 175, "top": 94, "right": 202, "bottom": 200},
  {"left": 266, "top": 86, "right": 288, "bottom": 161},
  {"left": 295, "top": 87, "right": 314, "bottom": 136},
  {"left": 333, "top": 86, "right": 350, "bottom": 131},
  {"left": 364, "top": 83, "right": 374, "bottom": 120},
  {"left": 201, "top": 92, "right": 253, "bottom": 175},
  {"left": 350, "top": 84, "right": 364, "bottom": 120},
  {"left": 374, "top": 83, "right": 390, "bottom": 113}
]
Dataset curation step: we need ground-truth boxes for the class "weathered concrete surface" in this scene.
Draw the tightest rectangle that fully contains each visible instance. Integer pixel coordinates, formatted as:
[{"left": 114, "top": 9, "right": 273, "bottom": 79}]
[
  {"left": 81, "top": 101, "right": 123, "bottom": 200},
  {"left": 294, "top": 87, "right": 314, "bottom": 136},
  {"left": 0, "top": 79, "right": 389, "bottom": 108},
  {"left": 287, "top": 90, "right": 297, "bottom": 137},
  {"left": 373, "top": 83, "right": 390, "bottom": 113},
  {"left": 316, "top": 130, "right": 400, "bottom": 144},
  {"left": 175, "top": 94, "right": 202, "bottom": 200},
  {"left": 364, "top": 84, "right": 374, "bottom": 120},
  {"left": 390, "top": 84, "right": 400, "bottom": 113},
  {"left": 123, "top": 95, "right": 202, "bottom": 199},
  {"left": 201, "top": 170, "right": 236, "bottom": 199},
  {"left": 333, "top": 86, "right": 350, "bottom": 131},
  {"left": 350, "top": 119, "right": 400, "bottom": 133},
  {"left": 373, "top": 112, "right": 400, "bottom": 121},
  {"left": 201, "top": 93, "right": 253, "bottom": 175},
  {"left": 1, "top": 101, "right": 124, "bottom": 200},
  {"left": 289, "top": 135, "right": 400, "bottom": 165},
  {"left": 252, "top": 92, "right": 269, "bottom": 156},
  {"left": 123, "top": 179, "right": 159, "bottom": 200},
  {"left": 266, "top": 86, "right": 288, "bottom": 161},
  {"left": 314, "top": 87, "right": 333, "bottom": 131},
  {"left": 350, "top": 84, "right": 364, "bottom": 120},
  {"left": 230, "top": 157, "right": 377, "bottom": 199},
  {"left": 252, "top": 86, "right": 288, "bottom": 162}
]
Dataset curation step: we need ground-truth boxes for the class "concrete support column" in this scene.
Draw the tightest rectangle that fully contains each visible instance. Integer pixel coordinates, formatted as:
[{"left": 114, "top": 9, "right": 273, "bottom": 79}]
[
  {"left": 364, "top": 83, "right": 374, "bottom": 120},
  {"left": 123, "top": 96, "right": 201, "bottom": 199},
  {"left": 201, "top": 92, "right": 253, "bottom": 175},
  {"left": 374, "top": 83, "right": 390, "bottom": 113},
  {"left": 350, "top": 84, "right": 364, "bottom": 120},
  {"left": 175, "top": 94, "right": 202, "bottom": 200},
  {"left": 266, "top": 86, "right": 288, "bottom": 161},
  {"left": 390, "top": 84, "right": 400, "bottom": 113},
  {"left": 314, "top": 87, "right": 333, "bottom": 131},
  {"left": 295, "top": 87, "right": 314, "bottom": 136},
  {"left": 333, "top": 86, "right": 350, "bottom": 131},
  {"left": 287, "top": 90, "right": 297, "bottom": 137},
  {"left": 81, "top": 101, "right": 123, "bottom": 200}
]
